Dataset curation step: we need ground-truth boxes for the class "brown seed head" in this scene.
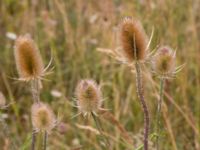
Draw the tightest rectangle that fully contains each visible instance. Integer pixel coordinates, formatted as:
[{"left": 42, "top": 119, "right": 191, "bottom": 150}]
[
  {"left": 153, "top": 46, "right": 175, "bottom": 76},
  {"left": 14, "top": 34, "right": 44, "bottom": 81},
  {"left": 31, "top": 102, "right": 55, "bottom": 132},
  {"left": 75, "top": 79, "right": 102, "bottom": 115},
  {"left": 120, "top": 17, "right": 148, "bottom": 62}
]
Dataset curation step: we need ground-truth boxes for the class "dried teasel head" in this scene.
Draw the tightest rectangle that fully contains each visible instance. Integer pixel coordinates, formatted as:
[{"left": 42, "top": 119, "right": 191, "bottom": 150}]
[
  {"left": 120, "top": 17, "right": 148, "bottom": 62},
  {"left": 75, "top": 79, "right": 102, "bottom": 116},
  {"left": 31, "top": 102, "right": 56, "bottom": 133},
  {"left": 14, "top": 34, "right": 44, "bottom": 81},
  {"left": 153, "top": 46, "right": 176, "bottom": 77}
]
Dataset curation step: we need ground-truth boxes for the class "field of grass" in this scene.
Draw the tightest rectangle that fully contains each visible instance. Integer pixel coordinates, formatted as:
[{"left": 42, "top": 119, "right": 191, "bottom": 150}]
[{"left": 0, "top": 0, "right": 200, "bottom": 150}]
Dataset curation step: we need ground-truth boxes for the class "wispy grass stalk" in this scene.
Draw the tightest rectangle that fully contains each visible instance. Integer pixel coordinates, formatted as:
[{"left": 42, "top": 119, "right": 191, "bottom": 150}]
[{"left": 91, "top": 112, "right": 110, "bottom": 149}]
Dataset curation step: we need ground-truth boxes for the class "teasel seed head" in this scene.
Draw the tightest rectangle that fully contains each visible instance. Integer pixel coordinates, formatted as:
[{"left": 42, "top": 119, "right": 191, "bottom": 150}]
[
  {"left": 14, "top": 34, "right": 44, "bottom": 81},
  {"left": 31, "top": 102, "right": 56, "bottom": 133},
  {"left": 75, "top": 79, "right": 102, "bottom": 116},
  {"left": 120, "top": 17, "right": 148, "bottom": 62},
  {"left": 153, "top": 46, "right": 176, "bottom": 77}
]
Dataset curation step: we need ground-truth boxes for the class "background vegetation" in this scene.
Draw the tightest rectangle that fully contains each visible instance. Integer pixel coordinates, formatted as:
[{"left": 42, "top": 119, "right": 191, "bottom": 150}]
[{"left": 0, "top": 0, "right": 199, "bottom": 149}]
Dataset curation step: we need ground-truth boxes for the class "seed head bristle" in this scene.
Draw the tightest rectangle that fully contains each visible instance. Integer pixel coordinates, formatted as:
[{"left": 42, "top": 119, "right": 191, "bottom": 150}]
[
  {"left": 14, "top": 34, "right": 44, "bottom": 81},
  {"left": 75, "top": 79, "right": 102, "bottom": 116},
  {"left": 153, "top": 46, "right": 175, "bottom": 77},
  {"left": 31, "top": 102, "right": 55, "bottom": 133},
  {"left": 120, "top": 17, "right": 148, "bottom": 62}
]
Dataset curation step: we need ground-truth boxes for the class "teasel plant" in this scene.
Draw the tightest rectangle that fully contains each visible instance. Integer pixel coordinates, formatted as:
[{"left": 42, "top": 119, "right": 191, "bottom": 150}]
[
  {"left": 31, "top": 102, "right": 56, "bottom": 150},
  {"left": 152, "top": 46, "right": 184, "bottom": 150},
  {"left": 14, "top": 34, "right": 54, "bottom": 150},
  {"left": 97, "top": 17, "right": 155, "bottom": 150},
  {"left": 74, "top": 79, "right": 110, "bottom": 149}
]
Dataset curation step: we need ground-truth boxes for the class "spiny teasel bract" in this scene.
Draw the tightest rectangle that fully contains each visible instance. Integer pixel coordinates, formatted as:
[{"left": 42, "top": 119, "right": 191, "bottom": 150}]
[
  {"left": 120, "top": 17, "right": 148, "bottom": 62},
  {"left": 75, "top": 79, "right": 102, "bottom": 116},
  {"left": 31, "top": 102, "right": 56, "bottom": 133},
  {"left": 153, "top": 46, "right": 176, "bottom": 78},
  {"left": 14, "top": 34, "right": 45, "bottom": 81}
]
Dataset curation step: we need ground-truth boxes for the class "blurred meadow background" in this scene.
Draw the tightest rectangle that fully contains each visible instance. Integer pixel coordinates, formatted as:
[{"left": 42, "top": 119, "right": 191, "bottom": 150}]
[{"left": 0, "top": 0, "right": 200, "bottom": 149}]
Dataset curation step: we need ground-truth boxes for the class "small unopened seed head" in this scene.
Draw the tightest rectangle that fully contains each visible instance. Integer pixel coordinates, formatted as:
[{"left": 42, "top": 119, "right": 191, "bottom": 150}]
[
  {"left": 120, "top": 17, "right": 148, "bottom": 62},
  {"left": 153, "top": 46, "right": 175, "bottom": 76},
  {"left": 0, "top": 92, "right": 6, "bottom": 108},
  {"left": 14, "top": 34, "right": 44, "bottom": 81},
  {"left": 31, "top": 102, "right": 56, "bottom": 133},
  {"left": 75, "top": 79, "right": 102, "bottom": 116}
]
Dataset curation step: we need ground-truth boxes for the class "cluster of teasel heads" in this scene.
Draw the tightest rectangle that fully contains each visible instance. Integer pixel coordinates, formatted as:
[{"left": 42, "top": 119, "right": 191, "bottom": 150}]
[
  {"left": 98, "top": 17, "right": 182, "bottom": 150},
  {"left": 14, "top": 34, "right": 56, "bottom": 149},
  {"left": 12, "top": 17, "right": 182, "bottom": 150},
  {"left": 13, "top": 34, "right": 107, "bottom": 149}
]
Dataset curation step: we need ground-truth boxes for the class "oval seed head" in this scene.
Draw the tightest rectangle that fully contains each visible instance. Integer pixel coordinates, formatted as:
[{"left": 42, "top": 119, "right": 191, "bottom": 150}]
[
  {"left": 120, "top": 17, "right": 148, "bottom": 62},
  {"left": 14, "top": 34, "right": 44, "bottom": 81},
  {"left": 0, "top": 92, "right": 6, "bottom": 108},
  {"left": 31, "top": 102, "right": 56, "bottom": 133},
  {"left": 75, "top": 79, "right": 102, "bottom": 116},
  {"left": 153, "top": 46, "right": 175, "bottom": 77}
]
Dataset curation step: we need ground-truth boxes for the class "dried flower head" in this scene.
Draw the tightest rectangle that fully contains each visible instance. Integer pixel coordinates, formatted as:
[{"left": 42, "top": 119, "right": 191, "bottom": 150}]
[
  {"left": 31, "top": 102, "right": 56, "bottom": 133},
  {"left": 0, "top": 92, "right": 6, "bottom": 108},
  {"left": 75, "top": 79, "right": 102, "bottom": 116},
  {"left": 120, "top": 17, "right": 148, "bottom": 62},
  {"left": 153, "top": 46, "right": 176, "bottom": 77},
  {"left": 14, "top": 34, "right": 44, "bottom": 81}
]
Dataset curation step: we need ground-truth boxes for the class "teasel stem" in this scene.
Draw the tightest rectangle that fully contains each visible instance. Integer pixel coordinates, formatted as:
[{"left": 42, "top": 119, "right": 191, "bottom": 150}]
[
  {"left": 31, "top": 79, "right": 40, "bottom": 103},
  {"left": 43, "top": 131, "right": 48, "bottom": 150},
  {"left": 91, "top": 112, "right": 110, "bottom": 149},
  {"left": 31, "top": 79, "right": 40, "bottom": 150},
  {"left": 135, "top": 62, "right": 150, "bottom": 150},
  {"left": 31, "top": 130, "right": 36, "bottom": 150},
  {"left": 155, "top": 77, "right": 165, "bottom": 150}
]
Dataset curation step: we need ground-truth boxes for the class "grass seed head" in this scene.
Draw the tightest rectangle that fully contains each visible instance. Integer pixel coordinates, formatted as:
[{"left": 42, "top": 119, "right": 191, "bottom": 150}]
[
  {"left": 120, "top": 17, "right": 148, "bottom": 62},
  {"left": 75, "top": 79, "right": 102, "bottom": 116},
  {"left": 31, "top": 102, "right": 55, "bottom": 133},
  {"left": 14, "top": 34, "right": 44, "bottom": 81},
  {"left": 153, "top": 46, "right": 175, "bottom": 77}
]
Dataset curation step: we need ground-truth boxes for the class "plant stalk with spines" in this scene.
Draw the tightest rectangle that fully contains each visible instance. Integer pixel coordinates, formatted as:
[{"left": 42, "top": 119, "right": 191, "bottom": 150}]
[
  {"left": 155, "top": 78, "right": 165, "bottom": 150},
  {"left": 43, "top": 131, "right": 48, "bottom": 150},
  {"left": 31, "top": 130, "right": 36, "bottom": 150},
  {"left": 31, "top": 79, "right": 40, "bottom": 150},
  {"left": 135, "top": 62, "right": 150, "bottom": 150}
]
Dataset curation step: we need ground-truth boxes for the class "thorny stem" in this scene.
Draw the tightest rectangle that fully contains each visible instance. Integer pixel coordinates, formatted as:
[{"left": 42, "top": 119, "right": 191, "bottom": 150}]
[
  {"left": 31, "top": 79, "right": 40, "bottom": 103},
  {"left": 156, "top": 78, "right": 165, "bottom": 150},
  {"left": 31, "top": 130, "right": 36, "bottom": 150},
  {"left": 31, "top": 79, "right": 41, "bottom": 150},
  {"left": 43, "top": 131, "right": 48, "bottom": 150},
  {"left": 135, "top": 62, "right": 150, "bottom": 150},
  {"left": 91, "top": 112, "right": 110, "bottom": 149}
]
